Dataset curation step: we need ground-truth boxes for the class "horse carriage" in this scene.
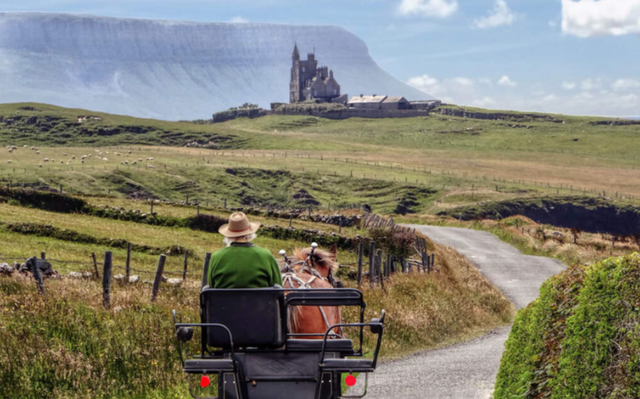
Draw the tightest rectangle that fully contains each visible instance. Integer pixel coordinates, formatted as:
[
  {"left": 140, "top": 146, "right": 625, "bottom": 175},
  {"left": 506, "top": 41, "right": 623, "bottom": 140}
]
[{"left": 172, "top": 243, "right": 387, "bottom": 399}]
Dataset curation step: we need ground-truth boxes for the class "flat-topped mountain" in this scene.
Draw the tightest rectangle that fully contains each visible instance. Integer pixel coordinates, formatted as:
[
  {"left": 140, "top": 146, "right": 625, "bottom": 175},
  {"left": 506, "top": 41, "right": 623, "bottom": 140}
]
[{"left": 0, "top": 13, "right": 430, "bottom": 120}]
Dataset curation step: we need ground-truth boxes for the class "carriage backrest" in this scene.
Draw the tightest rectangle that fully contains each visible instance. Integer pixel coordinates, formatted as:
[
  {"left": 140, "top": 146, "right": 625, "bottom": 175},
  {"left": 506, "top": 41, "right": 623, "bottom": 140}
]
[{"left": 200, "top": 289, "right": 286, "bottom": 349}]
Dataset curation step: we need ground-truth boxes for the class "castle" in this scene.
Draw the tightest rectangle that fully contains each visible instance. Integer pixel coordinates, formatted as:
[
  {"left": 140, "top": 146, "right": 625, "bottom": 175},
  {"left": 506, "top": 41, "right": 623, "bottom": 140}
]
[{"left": 289, "top": 45, "right": 346, "bottom": 104}]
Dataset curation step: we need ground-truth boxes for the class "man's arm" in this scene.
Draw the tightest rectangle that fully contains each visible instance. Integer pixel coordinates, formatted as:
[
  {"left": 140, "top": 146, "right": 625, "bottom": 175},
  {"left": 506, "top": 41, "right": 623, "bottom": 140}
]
[
  {"left": 269, "top": 255, "right": 283, "bottom": 287},
  {"left": 207, "top": 254, "right": 216, "bottom": 288}
]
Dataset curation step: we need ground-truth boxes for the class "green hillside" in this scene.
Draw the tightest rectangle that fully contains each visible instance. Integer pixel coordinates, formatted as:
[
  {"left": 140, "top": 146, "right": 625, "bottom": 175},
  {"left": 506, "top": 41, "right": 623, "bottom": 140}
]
[{"left": 1, "top": 102, "right": 640, "bottom": 214}]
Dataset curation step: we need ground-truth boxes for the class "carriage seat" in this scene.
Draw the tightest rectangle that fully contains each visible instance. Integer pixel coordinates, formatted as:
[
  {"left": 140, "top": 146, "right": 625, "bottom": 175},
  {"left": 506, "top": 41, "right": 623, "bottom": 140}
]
[
  {"left": 201, "top": 289, "right": 286, "bottom": 349},
  {"left": 183, "top": 358, "right": 235, "bottom": 374},
  {"left": 287, "top": 339, "right": 354, "bottom": 353}
]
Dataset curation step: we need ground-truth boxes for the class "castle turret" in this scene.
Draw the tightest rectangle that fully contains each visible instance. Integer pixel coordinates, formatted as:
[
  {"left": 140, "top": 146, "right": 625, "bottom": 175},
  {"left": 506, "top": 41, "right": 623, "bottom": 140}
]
[{"left": 292, "top": 44, "right": 300, "bottom": 61}]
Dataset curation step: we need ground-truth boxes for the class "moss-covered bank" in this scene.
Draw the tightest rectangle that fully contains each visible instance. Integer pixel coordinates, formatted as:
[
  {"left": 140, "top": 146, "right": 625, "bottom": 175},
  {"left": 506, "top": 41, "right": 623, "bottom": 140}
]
[{"left": 494, "top": 254, "right": 640, "bottom": 398}]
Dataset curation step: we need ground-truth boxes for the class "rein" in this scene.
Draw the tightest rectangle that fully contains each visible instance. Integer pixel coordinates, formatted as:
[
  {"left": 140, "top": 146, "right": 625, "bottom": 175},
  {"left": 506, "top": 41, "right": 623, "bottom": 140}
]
[{"left": 280, "top": 245, "right": 342, "bottom": 338}]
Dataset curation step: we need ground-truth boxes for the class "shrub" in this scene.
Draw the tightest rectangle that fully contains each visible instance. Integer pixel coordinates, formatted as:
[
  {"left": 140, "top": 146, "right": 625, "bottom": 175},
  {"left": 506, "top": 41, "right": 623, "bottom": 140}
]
[
  {"left": 368, "top": 227, "right": 416, "bottom": 258},
  {"left": 495, "top": 254, "right": 640, "bottom": 398}
]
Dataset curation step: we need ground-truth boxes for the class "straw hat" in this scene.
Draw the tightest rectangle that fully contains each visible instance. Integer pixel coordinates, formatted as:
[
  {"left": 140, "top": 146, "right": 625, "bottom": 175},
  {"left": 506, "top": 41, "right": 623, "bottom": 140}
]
[{"left": 218, "top": 212, "right": 261, "bottom": 238}]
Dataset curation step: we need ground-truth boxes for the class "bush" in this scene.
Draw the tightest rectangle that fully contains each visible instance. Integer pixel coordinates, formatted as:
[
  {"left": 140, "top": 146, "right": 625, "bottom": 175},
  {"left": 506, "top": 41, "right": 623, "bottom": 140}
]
[
  {"left": 494, "top": 254, "right": 640, "bottom": 398},
  {"left": 368, "top": 227, "right": 416, "bottom": 258}
]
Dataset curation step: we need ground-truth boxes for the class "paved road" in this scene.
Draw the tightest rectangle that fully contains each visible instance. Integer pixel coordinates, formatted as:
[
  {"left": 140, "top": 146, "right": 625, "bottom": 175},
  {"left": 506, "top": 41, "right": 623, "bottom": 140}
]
[{"left": 356, "top": 225, "right": 565, "bottom": 399}]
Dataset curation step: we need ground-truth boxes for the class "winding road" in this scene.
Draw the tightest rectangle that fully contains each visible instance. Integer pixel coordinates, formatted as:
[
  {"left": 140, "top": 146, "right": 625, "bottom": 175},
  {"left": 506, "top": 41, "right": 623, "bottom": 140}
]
[{"left": 359, "top": 225, "right": 566, "bottom": 399}]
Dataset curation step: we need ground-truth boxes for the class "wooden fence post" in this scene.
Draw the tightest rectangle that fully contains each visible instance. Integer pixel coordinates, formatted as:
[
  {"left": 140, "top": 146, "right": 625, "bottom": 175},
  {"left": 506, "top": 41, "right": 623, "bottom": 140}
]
[
  {"left": 431, "top": 254, "right": 435, "bottom": 270},
  {"left": 125, "top": 243, "right": 131, "bottom": 280},
  {"left": 151, "top": 255, "right": 166, "bottom": 303},
  {"left": 357, "top": 242, "right": 364, "bottom": 287},
  {"left": 92, "top": 252, "right": 99, "bottom": 279},
  {"left": 369, "top": 242, "right": 375, "bottom": 289},
  {"left": 182, "top": 250, "right": 189, "bottom": 280},
  {"left": 103, "top": 252, "right": 112, "bottom": 310},
  {"left": 31, "top": 257, "right": 45, "bottom": 296},
  {"left": 377, "top": 250, "right": 384, "bottom": 290},
  {"left": 202, "top": 253, "right": 212, "bottom": 289}
]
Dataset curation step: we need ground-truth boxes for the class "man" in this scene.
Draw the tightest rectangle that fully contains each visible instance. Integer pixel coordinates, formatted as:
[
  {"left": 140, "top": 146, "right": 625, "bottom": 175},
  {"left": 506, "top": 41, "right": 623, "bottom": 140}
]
[{"left": 207, "top": 212, "right": 282, "bottom": 289}]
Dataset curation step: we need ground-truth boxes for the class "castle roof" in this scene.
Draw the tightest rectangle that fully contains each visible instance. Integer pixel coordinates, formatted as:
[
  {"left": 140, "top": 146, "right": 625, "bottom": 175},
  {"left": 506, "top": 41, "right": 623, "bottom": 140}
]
[
  {"left": 292, "top": 44, "right": 300, "bottom": 60},
  {"left": 348, "top": 95, "right": 387, "bottom": 104},
  {"left": 383, "top": 96, "right": 408, "bottom": 103}
]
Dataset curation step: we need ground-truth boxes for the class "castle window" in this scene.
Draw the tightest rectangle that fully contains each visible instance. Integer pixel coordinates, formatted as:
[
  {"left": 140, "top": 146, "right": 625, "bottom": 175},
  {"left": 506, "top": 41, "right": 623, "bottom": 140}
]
[{"left": 302, "top": 67, "right": 306, "bottom": 72}]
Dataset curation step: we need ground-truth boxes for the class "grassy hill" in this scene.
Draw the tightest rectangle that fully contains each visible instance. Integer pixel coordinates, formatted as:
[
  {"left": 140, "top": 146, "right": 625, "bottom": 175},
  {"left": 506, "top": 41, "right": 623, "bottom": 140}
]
[
  {"left": 2, "top": 102, "right": 640, "bottom": 215},
  {"left": 494, "top": 254, "right": 640, "bottom": 398}
]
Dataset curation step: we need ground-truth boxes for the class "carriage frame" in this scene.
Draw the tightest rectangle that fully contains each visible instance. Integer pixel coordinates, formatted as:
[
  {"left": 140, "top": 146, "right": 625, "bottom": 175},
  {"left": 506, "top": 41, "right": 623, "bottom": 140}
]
[{"left": 172, "top": 286, "right": 386, "bottom": 399}]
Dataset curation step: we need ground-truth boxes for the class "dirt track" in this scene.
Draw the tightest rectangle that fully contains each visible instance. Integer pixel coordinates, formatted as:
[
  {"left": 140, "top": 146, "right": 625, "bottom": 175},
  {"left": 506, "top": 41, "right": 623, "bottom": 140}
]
[{"left": 358, "top": 225, "right": 565, "bottom": 399}]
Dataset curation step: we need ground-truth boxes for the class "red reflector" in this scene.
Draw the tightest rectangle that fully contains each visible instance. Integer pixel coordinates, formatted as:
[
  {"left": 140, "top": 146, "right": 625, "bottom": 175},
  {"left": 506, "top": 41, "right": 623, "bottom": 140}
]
[
  {"left": 200, "top": 375, "right": 211, "bottom": 388},
  {"left": 345, "top": 374, "right": 357, "bottom": 387}
]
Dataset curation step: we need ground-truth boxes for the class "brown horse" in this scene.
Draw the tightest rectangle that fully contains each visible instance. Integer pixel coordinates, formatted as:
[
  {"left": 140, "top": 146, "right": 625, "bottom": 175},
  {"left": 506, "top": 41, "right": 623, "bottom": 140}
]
[{"left": 279, "top": 244, "right": 342, "bottom": 340}]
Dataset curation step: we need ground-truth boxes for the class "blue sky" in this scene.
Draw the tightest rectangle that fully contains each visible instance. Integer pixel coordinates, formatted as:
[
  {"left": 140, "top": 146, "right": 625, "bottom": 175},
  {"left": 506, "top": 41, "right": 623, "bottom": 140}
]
[{"left": 3, "top": 0, "right": 640, "bottom": 116}]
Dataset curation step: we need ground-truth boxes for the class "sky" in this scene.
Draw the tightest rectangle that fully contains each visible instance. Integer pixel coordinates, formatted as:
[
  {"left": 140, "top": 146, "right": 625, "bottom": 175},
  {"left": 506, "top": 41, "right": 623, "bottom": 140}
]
[{"left": 2, "top": 0, "right": 640, "bottom": 117}]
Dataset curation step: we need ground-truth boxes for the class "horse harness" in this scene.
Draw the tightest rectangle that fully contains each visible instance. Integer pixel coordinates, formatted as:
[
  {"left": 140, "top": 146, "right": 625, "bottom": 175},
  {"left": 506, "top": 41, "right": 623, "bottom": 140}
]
[{"left": 280, "top": 254, "right": 342, "bottom": 338}]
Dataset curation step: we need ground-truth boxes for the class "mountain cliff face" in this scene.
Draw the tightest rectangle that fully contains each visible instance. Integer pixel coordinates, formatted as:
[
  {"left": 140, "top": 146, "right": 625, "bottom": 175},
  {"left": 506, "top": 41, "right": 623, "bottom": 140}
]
[{"left": 0, "top": 13, "right": 431, "bottom": 120}]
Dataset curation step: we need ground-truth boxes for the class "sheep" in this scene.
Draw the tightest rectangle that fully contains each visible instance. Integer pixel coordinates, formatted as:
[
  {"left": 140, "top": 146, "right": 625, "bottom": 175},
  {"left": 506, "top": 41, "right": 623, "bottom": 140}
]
[
  {"left": 102, "top": 158, "right": 108, "bottom": 161},
  {"left": 147, "top": 164, "right": 155, "bottom": 169},
  {"left": 72, "top": 156, "right": 76, "bottom": 160},
  {"left": 36, "top": 151, "right": 41, "bottom": 155},
  {"left": 44, "top": 158, "right": 49, "bottom": 162},
  {"left": 7, "top": 160, "right": 12, "bottom": 164},
  {"left": 39, "top": 164, "right": 43, "bottom": 168}
]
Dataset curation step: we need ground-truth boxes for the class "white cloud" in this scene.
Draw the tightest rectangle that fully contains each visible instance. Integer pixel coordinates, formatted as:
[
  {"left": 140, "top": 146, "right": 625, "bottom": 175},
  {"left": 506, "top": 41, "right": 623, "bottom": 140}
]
[
  {"left": 562, "top": 0, "right": 640, "bottom": 37},
  {"left": 473, "top": 97, "right": 497, "bottom": 107},
  {"left": 613, "top": 79, "right": 640, "bottom": 91},
  {"left": 398, "top": 0, "right": 459, "bottom": 18},
  {"left": 581, "top": 78, "right": 602, "bottom": 91},
  {"left": 562, "top": 81, "right": 577, "bottom": 90},
  {"left": 228, "top": 16, "right": 248, "bottom": 23},
  {"left": 498, "top": 75, "right": 517, "bottom": 87},
  {"left": 407, "top": 74, "right": 477, "bottom": 104},
  {"left": 407, "top": 73, "right": 640, "bottom": 116},
  {"left": 473, "top": 0, "right": 515, "bottom": 29}
]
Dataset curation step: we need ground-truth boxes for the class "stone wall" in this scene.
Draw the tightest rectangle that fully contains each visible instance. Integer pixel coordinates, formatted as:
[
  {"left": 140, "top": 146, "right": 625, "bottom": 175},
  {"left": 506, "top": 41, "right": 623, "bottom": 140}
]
[
  {"left": 437, "top": 108, "right": 563, "bottom": 123},
  {"left": 271, "top": 107, "right": 429, "bottom": 120}
]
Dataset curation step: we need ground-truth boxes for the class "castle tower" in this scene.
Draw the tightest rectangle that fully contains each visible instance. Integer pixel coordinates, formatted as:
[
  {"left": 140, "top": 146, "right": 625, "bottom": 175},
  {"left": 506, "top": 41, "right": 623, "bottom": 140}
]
[{"left": 290, "top": 44, "right": 301, "bottom": 103}]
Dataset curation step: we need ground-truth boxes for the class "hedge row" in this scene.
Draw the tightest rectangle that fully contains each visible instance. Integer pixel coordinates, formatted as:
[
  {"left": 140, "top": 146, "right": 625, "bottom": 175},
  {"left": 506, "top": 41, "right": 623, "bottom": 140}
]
[
  {"left": 495, "top": 254, "right": 640, "bottom": 398},
  {"left": 2, "top": 223, "right": 191, "bottom": 257}
]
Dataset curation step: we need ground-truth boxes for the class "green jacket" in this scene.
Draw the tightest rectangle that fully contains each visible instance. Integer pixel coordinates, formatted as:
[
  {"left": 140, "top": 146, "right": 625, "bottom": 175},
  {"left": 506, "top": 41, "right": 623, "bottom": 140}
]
[{"left": 207, "top": 243, "right": 283, "bottom": 289}]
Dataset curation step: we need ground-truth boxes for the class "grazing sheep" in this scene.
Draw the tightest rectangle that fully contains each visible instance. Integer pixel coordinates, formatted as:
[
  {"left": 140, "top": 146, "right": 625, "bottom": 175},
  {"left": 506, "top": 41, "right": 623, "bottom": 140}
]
[
  {"left": 147, "top": 164, "right": 155, "bottom": 169},
  {"left": 102, "top": 158, "right": 108, "bottom": 161},
  {"left": 44, "top": 158, "right": 49, "bottom": 162},
  {"left": 36, "top": 151, "right": 40, "bottom": 154},
  {"left": 72, "top": 156, "right": 76, "bottom": 160},
  {"left": 39, "top": 164, "right": 43, "bottom": 168},
  {"left": 7, "top": 160, "right": 12, "bottom": 164}
]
